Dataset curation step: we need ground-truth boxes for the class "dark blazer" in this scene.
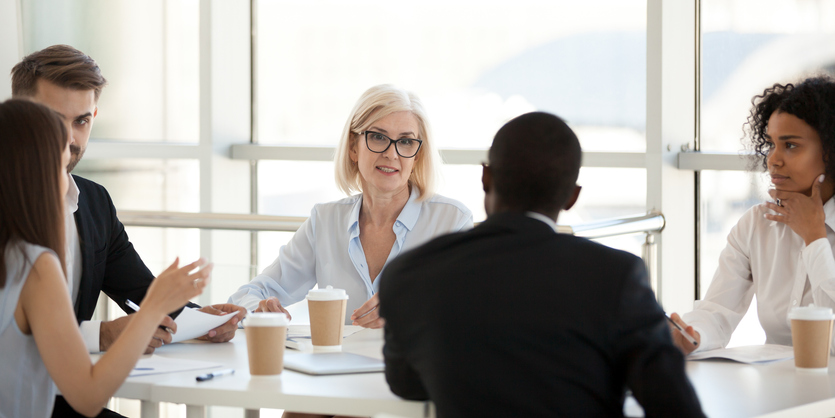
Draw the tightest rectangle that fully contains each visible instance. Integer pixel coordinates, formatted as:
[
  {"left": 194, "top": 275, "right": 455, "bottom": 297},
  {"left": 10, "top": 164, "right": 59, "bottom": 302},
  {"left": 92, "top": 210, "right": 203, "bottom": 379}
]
[
  {"left": 379, "top": 212, "right": 704, "bottom": 418},
  {"left": 72, "top": 175, "right": 197, "bottom": 322},
  {"left": 72, "top": 175, "right": 155, "bottom": 321},
  {"left": 55, "top": 176, "right": 197, "bottom": 418}
]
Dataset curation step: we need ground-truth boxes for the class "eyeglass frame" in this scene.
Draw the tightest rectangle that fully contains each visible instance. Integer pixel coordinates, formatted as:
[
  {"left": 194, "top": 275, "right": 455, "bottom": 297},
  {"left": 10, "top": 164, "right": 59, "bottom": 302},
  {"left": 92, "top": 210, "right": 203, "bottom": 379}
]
[{"left": 359, "top": 130, "right": 423, "bottom": 158}]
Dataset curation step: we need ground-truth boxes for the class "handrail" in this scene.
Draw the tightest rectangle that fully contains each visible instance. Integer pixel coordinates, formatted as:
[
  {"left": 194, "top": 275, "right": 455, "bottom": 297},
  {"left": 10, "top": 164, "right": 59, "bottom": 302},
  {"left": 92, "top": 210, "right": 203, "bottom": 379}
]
[
  {"left": 117, "top": 210, "right": 665, "bottom": 238},
  {"left": 568, "top": 211, "right": 665, "bottom": 239},
  {"left": 117, "top": 211, "right": 307, "bottom": 232}
]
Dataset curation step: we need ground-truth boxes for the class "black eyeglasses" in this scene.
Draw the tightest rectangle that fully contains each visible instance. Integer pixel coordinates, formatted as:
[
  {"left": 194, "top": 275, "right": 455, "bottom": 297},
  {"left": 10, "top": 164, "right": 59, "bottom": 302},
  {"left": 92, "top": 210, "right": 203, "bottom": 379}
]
[{"left": 361, "top": 131, "right": 423, "bottom": 158}]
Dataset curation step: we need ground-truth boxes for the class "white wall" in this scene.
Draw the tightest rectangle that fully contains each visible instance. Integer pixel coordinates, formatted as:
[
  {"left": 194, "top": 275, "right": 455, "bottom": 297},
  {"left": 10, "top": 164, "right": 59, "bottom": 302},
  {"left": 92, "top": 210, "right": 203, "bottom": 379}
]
[{"left": 0, "top": 0, "right": 22, "bottom": 99}]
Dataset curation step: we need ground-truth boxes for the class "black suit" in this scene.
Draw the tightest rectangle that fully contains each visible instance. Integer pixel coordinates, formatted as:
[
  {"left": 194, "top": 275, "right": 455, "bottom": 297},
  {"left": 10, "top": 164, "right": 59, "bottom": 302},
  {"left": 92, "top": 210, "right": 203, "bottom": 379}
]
[
  {"left": 53, "top": 175, "right": 195, "bottom": 418},
  {"left": 71, "top": 175, "right": 156, "bottom": 320},
  {"left": 380, "top": 212, "right": 704, "bottom": 418}
]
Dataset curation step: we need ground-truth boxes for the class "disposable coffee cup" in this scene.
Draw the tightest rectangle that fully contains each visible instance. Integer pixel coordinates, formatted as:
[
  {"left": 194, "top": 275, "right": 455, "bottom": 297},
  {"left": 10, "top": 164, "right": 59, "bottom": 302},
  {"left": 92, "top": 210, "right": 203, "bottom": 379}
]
[
  {"left": 244, "top": 312, "right": 289, "bottom": 376},
  {"left": 306, "top": 286, "right": 349, "bottom": 352},
  {"left": 789, "top": 306, "right": 834, "bottom": 373}
]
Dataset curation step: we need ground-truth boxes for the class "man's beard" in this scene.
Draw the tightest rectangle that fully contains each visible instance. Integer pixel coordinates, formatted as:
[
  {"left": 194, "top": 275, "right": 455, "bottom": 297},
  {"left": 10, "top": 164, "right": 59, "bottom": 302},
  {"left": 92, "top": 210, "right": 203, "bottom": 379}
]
[{"left": 67, "top": 144, "right": 85, "bottom": 173}]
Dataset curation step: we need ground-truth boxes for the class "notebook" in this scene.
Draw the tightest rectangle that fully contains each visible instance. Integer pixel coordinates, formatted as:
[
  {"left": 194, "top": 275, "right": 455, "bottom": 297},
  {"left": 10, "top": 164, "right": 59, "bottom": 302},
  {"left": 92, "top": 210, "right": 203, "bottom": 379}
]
[
  {"left": 285, "top": 325, "right": 363, "bottom": 350},
  {"left": 283, "top": 352, "right": 385, "bottom": 375}
]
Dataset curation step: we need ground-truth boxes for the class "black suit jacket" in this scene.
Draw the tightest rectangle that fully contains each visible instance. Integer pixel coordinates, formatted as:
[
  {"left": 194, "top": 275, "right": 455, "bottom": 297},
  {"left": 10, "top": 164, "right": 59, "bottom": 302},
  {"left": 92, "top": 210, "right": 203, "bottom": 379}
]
[
  {"left": 379, "top": 212, "right": 704, "bottom": 418},
  {"left": 72, "top": 175, "right": 196, "bottom": 322}
]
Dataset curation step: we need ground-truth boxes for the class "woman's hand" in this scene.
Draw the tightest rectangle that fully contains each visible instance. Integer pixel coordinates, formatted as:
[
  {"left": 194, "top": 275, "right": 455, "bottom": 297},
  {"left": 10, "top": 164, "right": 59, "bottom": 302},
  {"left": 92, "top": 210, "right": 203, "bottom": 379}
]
[
  {"left": 351, "top": 293, "right": 385, "bottom": 328},
  {"left": 142, "top": 258, "right": 213, "bottom": 316},
  {"left": 255, "top": 296, "right": 292, "bottom": 320},
  {"left": 668, "top": 312, "right": 701, "bottom": 355},
  {"left": 765, "top": 174, "right": 828, "bottom": 246},
  {"left": 198, "top": 304, "right": 247, "bottom": 342}
]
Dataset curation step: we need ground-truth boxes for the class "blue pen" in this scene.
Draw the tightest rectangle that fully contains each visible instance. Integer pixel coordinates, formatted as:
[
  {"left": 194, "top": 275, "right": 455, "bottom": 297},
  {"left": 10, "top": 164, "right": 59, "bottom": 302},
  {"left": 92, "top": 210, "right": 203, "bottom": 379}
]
[
  {"left": 126, "top": 299, "right": 174, "bottom": 334},
  {"left": 125, "top": 299, "right": 141, "bottom": 312},
  {"left": 666, "top": 313, "right": 698, "bottom": 346},
  {"left": 196, "top": 368, "right": 235, "bottom": 382}
]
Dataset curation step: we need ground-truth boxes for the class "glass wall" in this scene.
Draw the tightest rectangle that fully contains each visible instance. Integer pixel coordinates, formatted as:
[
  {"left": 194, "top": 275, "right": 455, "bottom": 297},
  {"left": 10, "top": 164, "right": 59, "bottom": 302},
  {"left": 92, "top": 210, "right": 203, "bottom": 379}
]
[
  {"left": 21, "top": 0, "right": 200, "bottom": 142},
  {"left": 256, "top": 0, "right": 649, "bottom": 257},
  {"left": 699, "top": 0, "right": 835, "bottom": 346}
]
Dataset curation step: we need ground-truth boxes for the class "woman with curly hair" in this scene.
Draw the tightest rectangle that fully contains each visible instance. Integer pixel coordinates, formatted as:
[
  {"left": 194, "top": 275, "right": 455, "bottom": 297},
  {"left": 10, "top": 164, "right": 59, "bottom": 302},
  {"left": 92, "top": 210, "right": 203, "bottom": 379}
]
[{"left": 669, "top": 75, "right": 835, "bottom": 354}]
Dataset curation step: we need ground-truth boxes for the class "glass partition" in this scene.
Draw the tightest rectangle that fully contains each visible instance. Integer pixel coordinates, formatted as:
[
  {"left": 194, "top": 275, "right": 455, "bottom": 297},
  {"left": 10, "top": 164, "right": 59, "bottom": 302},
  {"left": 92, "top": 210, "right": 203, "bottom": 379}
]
[
  {"left": 255, "top": 0, "right": 647, "bottom": 152},
  {"left": 21, "top": 0, "right": 200, "bottom": 142}
]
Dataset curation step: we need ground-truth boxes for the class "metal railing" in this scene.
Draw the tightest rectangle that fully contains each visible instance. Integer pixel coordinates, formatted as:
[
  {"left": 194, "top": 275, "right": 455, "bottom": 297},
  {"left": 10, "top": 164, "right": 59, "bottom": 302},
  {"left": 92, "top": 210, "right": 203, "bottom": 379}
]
[
  {"left": 118, "top": 210, "right": 664, "bottom": 237},
  {"left": 118, "top": 210, "right": 665, "bottom": 289}
]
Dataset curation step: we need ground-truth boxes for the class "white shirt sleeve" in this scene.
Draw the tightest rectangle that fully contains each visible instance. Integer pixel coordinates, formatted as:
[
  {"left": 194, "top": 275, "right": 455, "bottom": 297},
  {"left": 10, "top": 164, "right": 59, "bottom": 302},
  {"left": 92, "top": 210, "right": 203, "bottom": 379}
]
[
  {"left": 802, "top": 237, "right": 835, "bottom": 308},
  {"left": 79, "top": 320, "right": 102, "bottom": 354},
  {"left": 228, "top": 209, "right": 319, "bottom": 311},
  {"left": 682, "top": 217, "right": 756, "bottom": 353}
]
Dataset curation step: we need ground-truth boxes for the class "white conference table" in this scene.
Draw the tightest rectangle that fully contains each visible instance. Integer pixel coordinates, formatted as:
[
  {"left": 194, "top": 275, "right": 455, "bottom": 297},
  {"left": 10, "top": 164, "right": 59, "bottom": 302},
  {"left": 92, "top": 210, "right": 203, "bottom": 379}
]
[
  {"left": 112, "top": 328, "right": 835, "bottom": 418},
  {"left": 684, "top": 356, "right": 835, "bottom": 418},
  {"left": 108, "top": 328, "right": 430, "bottom": 418}
]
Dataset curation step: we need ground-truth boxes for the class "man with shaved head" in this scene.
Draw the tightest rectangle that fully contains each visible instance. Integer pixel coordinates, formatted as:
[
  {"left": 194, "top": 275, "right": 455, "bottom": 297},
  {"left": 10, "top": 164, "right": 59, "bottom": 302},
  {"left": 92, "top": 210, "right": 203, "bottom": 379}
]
[{"left": 379, "top": 112, "right": 704, "bottom": 417}]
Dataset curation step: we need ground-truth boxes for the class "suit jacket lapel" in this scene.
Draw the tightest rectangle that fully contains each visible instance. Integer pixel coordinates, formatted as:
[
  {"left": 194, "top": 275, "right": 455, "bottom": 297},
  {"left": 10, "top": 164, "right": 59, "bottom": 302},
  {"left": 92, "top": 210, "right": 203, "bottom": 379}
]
[{"left": 73, "top": 205, "right": 93, "bottom": 320}]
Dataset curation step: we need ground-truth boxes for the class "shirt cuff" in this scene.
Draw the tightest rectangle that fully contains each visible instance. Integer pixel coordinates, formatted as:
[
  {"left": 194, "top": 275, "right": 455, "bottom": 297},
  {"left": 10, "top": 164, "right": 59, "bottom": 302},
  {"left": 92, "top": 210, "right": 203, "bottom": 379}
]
[
  {"left": 80, "top": 320, "right": 102, "bottom": 353},
  {"left": 802, "top": 237, "right": 835, "bottom": 288},
  {"left": 233, "top": 295, "right": 262, "bottom": 312}
]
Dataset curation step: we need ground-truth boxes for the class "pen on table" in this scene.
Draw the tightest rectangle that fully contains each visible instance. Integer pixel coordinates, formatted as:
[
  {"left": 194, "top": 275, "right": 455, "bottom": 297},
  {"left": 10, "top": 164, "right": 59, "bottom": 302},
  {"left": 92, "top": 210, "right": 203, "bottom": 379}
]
[
  {"left": 666, "top": 314, "right": 698, "bottom": 346},
  {"left": 196, "top": 368, "right": 235, "bottom": 382},
  {"left": 126, "top": 299, "right": 175, "bottom": 334}
]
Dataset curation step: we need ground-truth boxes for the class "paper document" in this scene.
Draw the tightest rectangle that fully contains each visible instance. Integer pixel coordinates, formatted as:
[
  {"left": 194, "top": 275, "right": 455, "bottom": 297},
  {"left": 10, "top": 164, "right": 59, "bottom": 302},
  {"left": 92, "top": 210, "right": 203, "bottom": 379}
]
[
  {"left": 688, "top": 344, "right": 794, "bottom": 364},
  {"left": 130, "top": 355, "right": 223, "bottom": 377},
  {"left": 286, "top": 325, "right": 363, "bottom": 350},
  {"left": 170, "top": 307, "right": 233, "bottom": 343}
]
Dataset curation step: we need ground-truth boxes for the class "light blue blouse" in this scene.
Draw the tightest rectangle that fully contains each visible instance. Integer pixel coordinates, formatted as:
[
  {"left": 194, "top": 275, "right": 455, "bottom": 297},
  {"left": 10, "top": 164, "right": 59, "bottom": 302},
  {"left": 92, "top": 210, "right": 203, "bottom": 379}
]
[{"left": 229, "top": 189, "right": 473, "bottom": 321}]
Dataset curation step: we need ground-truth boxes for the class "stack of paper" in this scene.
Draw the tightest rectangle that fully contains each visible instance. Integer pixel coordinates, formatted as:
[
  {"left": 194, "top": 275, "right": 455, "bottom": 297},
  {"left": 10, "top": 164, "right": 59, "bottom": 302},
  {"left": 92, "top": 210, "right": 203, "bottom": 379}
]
[{"left": 688, "top": 344, "right": 794, "bottom": 364}]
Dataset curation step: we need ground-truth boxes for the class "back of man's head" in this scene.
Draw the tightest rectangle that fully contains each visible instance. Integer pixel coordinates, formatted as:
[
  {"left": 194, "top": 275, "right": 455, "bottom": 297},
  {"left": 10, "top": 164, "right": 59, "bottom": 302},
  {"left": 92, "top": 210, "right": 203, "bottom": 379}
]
[
  {"left": 11, "top": 45, "right": 107, "bottom": 100},
  {"left": 488, "top": 111, "right": 582, "bottom": 215}
]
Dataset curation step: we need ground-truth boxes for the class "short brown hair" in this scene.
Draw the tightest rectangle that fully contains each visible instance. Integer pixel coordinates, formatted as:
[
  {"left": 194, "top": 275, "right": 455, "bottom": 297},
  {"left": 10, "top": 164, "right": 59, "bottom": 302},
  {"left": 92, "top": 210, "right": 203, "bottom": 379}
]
[
  {"left": 0, "top": 99, "right": 69, "bottom": 288},
  {"left": 11, "top": 44, "right": 107, "bottom": 100}
]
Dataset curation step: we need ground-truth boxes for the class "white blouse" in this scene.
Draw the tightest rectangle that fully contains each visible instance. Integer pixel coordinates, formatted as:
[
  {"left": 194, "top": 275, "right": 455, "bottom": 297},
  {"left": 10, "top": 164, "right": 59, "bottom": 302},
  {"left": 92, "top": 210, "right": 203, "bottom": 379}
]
[
  {"left": 229, "top": 189, "right": 473, "bottom": 320},
  {"left": 683, "top": 197, "right": 835, "bottom": 353}
]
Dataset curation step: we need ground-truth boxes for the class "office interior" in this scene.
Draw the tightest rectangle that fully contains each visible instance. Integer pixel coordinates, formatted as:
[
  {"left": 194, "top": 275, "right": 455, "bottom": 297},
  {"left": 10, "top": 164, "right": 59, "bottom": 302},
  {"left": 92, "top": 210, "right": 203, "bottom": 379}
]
[{"left": 2, "top": 0, "right": 834, "bottom": 416}]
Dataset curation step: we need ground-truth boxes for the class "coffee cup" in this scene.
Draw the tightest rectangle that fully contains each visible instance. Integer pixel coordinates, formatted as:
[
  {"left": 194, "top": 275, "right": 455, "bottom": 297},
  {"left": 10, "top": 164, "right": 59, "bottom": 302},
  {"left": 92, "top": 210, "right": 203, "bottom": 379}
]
[
  {"left": 789, "top": 306, "right": 834, "bottom": 373},
  {"left": 306, "top": 286, "right": 349, "bottom": 352},
  {"left": 244, "top": 312, "right": 289, "bottom": 376}
]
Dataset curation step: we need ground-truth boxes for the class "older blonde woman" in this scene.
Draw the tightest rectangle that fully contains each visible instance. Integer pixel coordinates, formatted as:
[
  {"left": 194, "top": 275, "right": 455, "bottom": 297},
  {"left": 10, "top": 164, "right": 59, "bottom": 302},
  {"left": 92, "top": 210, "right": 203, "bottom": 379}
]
[{"left": 229, "top": 85, "right": 472, "bottom": 328}]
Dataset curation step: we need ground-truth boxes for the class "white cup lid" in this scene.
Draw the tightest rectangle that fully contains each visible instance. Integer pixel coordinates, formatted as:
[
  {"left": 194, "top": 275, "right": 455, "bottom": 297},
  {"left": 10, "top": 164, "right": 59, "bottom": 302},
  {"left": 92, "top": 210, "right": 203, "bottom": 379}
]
[
  {"left": 306, "top": 285, "right": 349, "bottom": 301},
  {"left": 788, "top": 306, "right": 834, "bottom": 321},
  {"left": 245, "top": 312, "right": 289, "bottom": 327}
]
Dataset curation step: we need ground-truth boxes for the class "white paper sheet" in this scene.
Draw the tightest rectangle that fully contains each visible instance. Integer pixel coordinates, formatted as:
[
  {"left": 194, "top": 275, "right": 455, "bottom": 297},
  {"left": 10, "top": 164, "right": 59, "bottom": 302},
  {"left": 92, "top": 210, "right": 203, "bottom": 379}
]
[
  {"left": 285, "top": 325, "right": 363, "bottom": 350},
  {"left": 688, "top": 344, "right": 794, "bottom": 364},
  {"left": 130, "top": 355, "right": 223, "bottom": 377},
  {"left": 170, "top": 308, "right": 234, "bottom": 343}
]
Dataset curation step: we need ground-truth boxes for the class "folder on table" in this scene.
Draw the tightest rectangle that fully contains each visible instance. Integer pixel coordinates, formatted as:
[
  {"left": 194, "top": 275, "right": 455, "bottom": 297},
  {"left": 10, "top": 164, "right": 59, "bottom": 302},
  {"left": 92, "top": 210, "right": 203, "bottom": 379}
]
[{"left": 283, "top": 352, "right": 384, "bottom": 375}]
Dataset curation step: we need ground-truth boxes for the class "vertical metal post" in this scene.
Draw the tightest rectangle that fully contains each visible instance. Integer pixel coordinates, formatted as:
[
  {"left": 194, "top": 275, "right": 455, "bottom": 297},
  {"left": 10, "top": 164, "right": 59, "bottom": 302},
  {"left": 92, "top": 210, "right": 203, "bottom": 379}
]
[
  {"left": 643, "top": 233, "right": 658, "bottom": 295},
  {"left": 646, "top": 0, "right": 697, "bottom": 312},
  {"left": 198, "top": 0, "right": 213, "bottom": 307},
  {"left": 693, "top": 0, "right": 702, "bottom": 301},
  {"left": 249, "top": 0, "right": 259, "bottom": 280}
]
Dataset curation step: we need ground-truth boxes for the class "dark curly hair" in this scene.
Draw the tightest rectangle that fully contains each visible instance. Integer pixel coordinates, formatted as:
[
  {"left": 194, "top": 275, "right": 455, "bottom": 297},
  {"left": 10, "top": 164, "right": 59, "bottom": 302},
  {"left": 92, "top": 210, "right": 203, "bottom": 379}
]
[{"left": 745, "top": 76, "right": 835, "bottom": 177}]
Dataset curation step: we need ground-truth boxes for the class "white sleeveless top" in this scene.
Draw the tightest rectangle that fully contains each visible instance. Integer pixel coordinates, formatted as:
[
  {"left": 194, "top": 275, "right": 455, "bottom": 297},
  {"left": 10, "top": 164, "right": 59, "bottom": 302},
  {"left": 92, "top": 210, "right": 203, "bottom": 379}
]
[{"left": 0, "top": 242, "right": 57, "bottom": 418}]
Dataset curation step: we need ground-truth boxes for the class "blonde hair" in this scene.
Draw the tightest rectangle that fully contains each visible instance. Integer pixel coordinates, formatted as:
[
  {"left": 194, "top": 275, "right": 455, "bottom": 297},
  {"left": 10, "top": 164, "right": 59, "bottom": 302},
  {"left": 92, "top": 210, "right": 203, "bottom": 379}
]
[{"left": 335, "top": 84, "right": 438, "bottom": 200}]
